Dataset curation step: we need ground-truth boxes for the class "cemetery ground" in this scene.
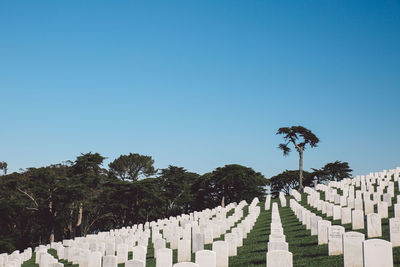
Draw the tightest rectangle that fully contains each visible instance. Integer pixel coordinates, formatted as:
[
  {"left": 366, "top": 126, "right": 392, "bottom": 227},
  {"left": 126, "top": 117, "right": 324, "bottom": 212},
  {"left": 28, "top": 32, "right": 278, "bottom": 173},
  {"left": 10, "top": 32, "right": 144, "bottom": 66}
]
[{"left": 20, "top": 191, "right": 400, "bottom": 267}]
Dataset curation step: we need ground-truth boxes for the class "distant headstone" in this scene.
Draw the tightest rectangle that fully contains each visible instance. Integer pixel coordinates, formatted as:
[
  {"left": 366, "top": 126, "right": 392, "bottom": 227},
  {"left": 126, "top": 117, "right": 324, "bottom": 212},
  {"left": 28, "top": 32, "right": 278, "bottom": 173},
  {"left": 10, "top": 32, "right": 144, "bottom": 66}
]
[
  {"left": 352, "top": 210, "right": 364, "bottom": 230},
  {"left": 367, "top": 213, "right": 382, "bottom": 238}
]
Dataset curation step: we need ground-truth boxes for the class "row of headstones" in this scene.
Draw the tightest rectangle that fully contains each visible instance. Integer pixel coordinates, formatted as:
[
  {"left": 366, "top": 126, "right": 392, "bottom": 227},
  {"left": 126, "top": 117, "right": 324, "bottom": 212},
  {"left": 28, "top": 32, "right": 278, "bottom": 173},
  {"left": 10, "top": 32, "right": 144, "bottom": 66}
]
[
  {"left": 308, "top": 175, "right": 396, "bottom": 210},
  {"left": 152, "top": 201, "right": 254, "bottom": 264},
  {"left": 51, "top": 198, "right": 260, "bottom": 267},
  {"left": 313, "top": 167, "right": 400, "bottom": 206},
  {"left": 0, "top": 248, "right": 32, "bottom": 267},
  {"left": 48, "top": 202, "right": 239, "bottom": 267},
  {"left": 290, "top": 199, "right": 395, "bottom": 267},
  {"left": 266, "top": 202, "right": 293, "bottom": 267},
  {"left": 302, "top": 181, "right": 400, "bottom": 241},
  {"left": 57, "top": 199, "right": 261, "bottom": 267}
]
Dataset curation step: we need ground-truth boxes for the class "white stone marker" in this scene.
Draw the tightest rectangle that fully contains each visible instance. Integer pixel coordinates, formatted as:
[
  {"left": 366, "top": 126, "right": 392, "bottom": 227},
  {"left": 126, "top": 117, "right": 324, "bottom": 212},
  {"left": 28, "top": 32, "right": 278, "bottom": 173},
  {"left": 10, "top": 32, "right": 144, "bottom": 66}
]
[
  {"left": 173, "top": 263, "right": 199, "bottom": 267},
  {"left": 367, "top": 213, "right": 382, "bottom": 238},
  {"left": 212, "top": 241, "right": 228, "bottom": 267},
  {"left": 266, "top": 250, "right": 293, "bottom": 267},
  {"left": 153, "top": 239, "right": 166, "bottom": 258},
  {"left": 352, "top": 210, "right": 364, "bottom": 230},
  {"left": 192, "top": 233, "right": 205, "bottom": 253},
  {"left": 132, "top": 246, "right": 146, "bottom": 262},
  {"left": 88, "top": 252, "right": 102, "bottom": 267},
  {"left": 268, "top": 241, "right": 288, "bottom": 251},
  {"left": 333, "top": 205, "right": 341, "bottom": 220},
  {"left": 156, "top": 248, "right": 172, "bottom": 267},
  {"left": 224, "top": 233, "right": 237, "bottom": 256},
  {"left": 378, "top": 201, "right": 389, "bottom": 219},
  {"left": 328, "top": 225, "right": 345, "bottom": 255},
  {"left": 355, "top": 198, "right": 363, "bottom": 210},
  {"left": 395, "top": 204, "right": 400, "bottom": 218},
  {"left": 125, "top": 260, "right": 145, "bottom": 267},
  {"left": 178, "top": 239, "right": 191, "bottom": 262},
  {"left": 318, "top": 220, "right": 331, "bottom": 245},
  {"left": 363, "top": 239, "right": 393, "bottom": 267},
  {"left": 116, "top": 244, "right": 128, "bottom": 264},
  {"left": 341, "top": 207, "right": 351, "bottom": 224},
  {"left": 195, "top": 250, "right": 216, "bottom": 267},
  {"left": 102, "top": 255, "right": 117, "bottom": 267},
  {"left": 105, "top": 243, "right": 115, "bottom": 256},
  {"left": 364, "top": 200, "right": 374, "bottom": 215},
  {"left": 310, "top": 216, "right": 322, "bottom": 236},
  {"left": 343, "top": 231, "right": 364, "bottom": 267},
  {"left": 79, "top": 249, "right": 91, "bottom": 267},
  {"left": 389, "top": 218, "right": 400, "bottom": 247}
]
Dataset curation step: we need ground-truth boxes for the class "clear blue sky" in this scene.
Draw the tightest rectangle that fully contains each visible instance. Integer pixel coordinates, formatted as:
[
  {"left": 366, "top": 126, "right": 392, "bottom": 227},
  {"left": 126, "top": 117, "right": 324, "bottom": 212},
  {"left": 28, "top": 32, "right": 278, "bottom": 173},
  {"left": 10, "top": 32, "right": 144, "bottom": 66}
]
[{"left": 1, "top": 1, "right": 399, "bottom": 178}]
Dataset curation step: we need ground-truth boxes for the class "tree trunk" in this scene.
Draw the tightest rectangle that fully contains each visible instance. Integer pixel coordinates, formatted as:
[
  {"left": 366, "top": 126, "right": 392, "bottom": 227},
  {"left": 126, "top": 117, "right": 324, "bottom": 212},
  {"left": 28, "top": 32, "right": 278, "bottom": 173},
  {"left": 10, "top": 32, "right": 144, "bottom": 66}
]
[
  {"left": 299, "top": 150, "right": 304, "bottom": 193},
  {"left": 49, "top": 200, "right": 54, "bottom": 243}
]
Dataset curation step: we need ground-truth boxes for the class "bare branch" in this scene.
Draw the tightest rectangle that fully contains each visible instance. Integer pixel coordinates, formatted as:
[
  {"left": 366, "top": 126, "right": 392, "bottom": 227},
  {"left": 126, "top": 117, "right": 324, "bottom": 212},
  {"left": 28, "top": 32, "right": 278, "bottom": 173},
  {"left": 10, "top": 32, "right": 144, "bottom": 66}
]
[{"left": 17, "top": 188, "right": 39, "bottom": 208}]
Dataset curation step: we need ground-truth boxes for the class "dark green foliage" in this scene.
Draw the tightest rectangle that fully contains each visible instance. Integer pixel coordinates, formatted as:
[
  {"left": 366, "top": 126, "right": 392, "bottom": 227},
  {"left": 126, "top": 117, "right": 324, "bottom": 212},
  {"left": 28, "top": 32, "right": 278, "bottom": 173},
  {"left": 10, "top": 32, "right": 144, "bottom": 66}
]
[
  {"left": 322, "top": 160, "right": 353, "bottom": 181},
  {"left": 208, "top": 164, "right": 268, "bottom": 206},
  {"left": 108, "top": 153, "right": 156, "bottom": 181},
  {"left": 269, "top": 170, "right": 314, "bottom": 197},
  {"left": 0, "top": 155, "right": 267, "bottom": 253}
]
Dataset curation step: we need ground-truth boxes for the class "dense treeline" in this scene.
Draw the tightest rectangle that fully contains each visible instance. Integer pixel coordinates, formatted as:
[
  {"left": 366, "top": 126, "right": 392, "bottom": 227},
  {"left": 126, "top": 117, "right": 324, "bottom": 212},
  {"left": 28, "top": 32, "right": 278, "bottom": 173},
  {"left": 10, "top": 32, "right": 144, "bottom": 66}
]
[
  {"left": 0, "top": 152, "right": 268, "bottom": 253},
  {"left": 269, "top": 160, "right": 352, "bottom": 197}
]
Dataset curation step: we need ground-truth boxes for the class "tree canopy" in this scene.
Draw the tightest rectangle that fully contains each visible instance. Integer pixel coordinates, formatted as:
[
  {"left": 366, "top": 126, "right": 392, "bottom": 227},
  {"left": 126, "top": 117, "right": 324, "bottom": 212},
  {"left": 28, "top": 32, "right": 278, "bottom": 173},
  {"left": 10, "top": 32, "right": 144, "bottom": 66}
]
[{"left": 277, "top": 125, "right": 319, "bottom": 192}]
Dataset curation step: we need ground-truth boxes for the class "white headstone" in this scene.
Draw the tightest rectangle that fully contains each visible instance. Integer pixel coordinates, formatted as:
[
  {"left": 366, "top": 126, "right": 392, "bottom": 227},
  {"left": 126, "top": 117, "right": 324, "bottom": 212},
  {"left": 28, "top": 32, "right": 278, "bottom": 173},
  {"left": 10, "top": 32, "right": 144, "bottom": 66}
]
[
  {"left": 343, "top": 231, "right": 364, "bottom": 267},
  {"left": 156, "top": 248, "right": 172, "bottom": 267},
  {"left": 266, "top": 250, "right": 293, "bottom": 267},
  {"left": 352, "top": 210, "right": 364, "bottom": 230},
  {"left": 212, "top": 241, "right": 228, "bottom": 267},
  {"left": 132, "top": 246, "right": 146, "bottom": 262},
  {"left": 318, "top": 220, "right": 331, "bottom": 245},
  {"left": 341, "top": 207, "right": 351, "bottom": 224},
  {"left": 192, "top": 233, "right": 205, "bottom": 253},
  {"left": 178, "top": 239, "right": 191, "bottom": 262},
  {"left": 362, "top": 239, "right": 393, "bottom": 267},
  {"left": 328, "top": 225, "right": 345, "bottom": 255},
  {"left": 367, "top": 213, "right": 382, "bottom": 238},
  {"left": 267, "top": 241, "right": 288, "bottom": 251},
  {"left": 195, "top": 250, "right": 216, "bottom": 267},
  {"left": 173, "top": 263, "right": 199, "bottom": 267},
  {"left": 389, "top": 218, "right": 400, "bottom": 247},
  {"left": 102, "top": 255, "right": 117, "bottom": 267},
  {"left": 88, "top": 252, "right": 102, "bottom": 267},
  {"left": 125, "top": 260, "right": 145, "bottom": 267}
]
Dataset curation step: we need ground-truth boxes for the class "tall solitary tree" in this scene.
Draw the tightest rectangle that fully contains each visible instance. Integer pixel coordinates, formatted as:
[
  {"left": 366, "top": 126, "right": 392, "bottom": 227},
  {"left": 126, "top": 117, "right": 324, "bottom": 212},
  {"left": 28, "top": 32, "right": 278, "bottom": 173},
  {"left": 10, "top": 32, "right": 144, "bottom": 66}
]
[
  {"left": 277, "top": 126, "right": 319, "bottom": 192},
  {"left": 0, "top": 161, "right": 7, "bottom": 175}
]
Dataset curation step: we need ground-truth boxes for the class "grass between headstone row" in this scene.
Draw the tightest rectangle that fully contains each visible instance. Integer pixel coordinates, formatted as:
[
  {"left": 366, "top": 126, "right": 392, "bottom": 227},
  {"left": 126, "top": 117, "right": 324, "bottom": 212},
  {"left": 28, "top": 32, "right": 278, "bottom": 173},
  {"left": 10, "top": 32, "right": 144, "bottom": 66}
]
[{"left": 276, "top": 197, "right": 343, "bottom": 267}]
